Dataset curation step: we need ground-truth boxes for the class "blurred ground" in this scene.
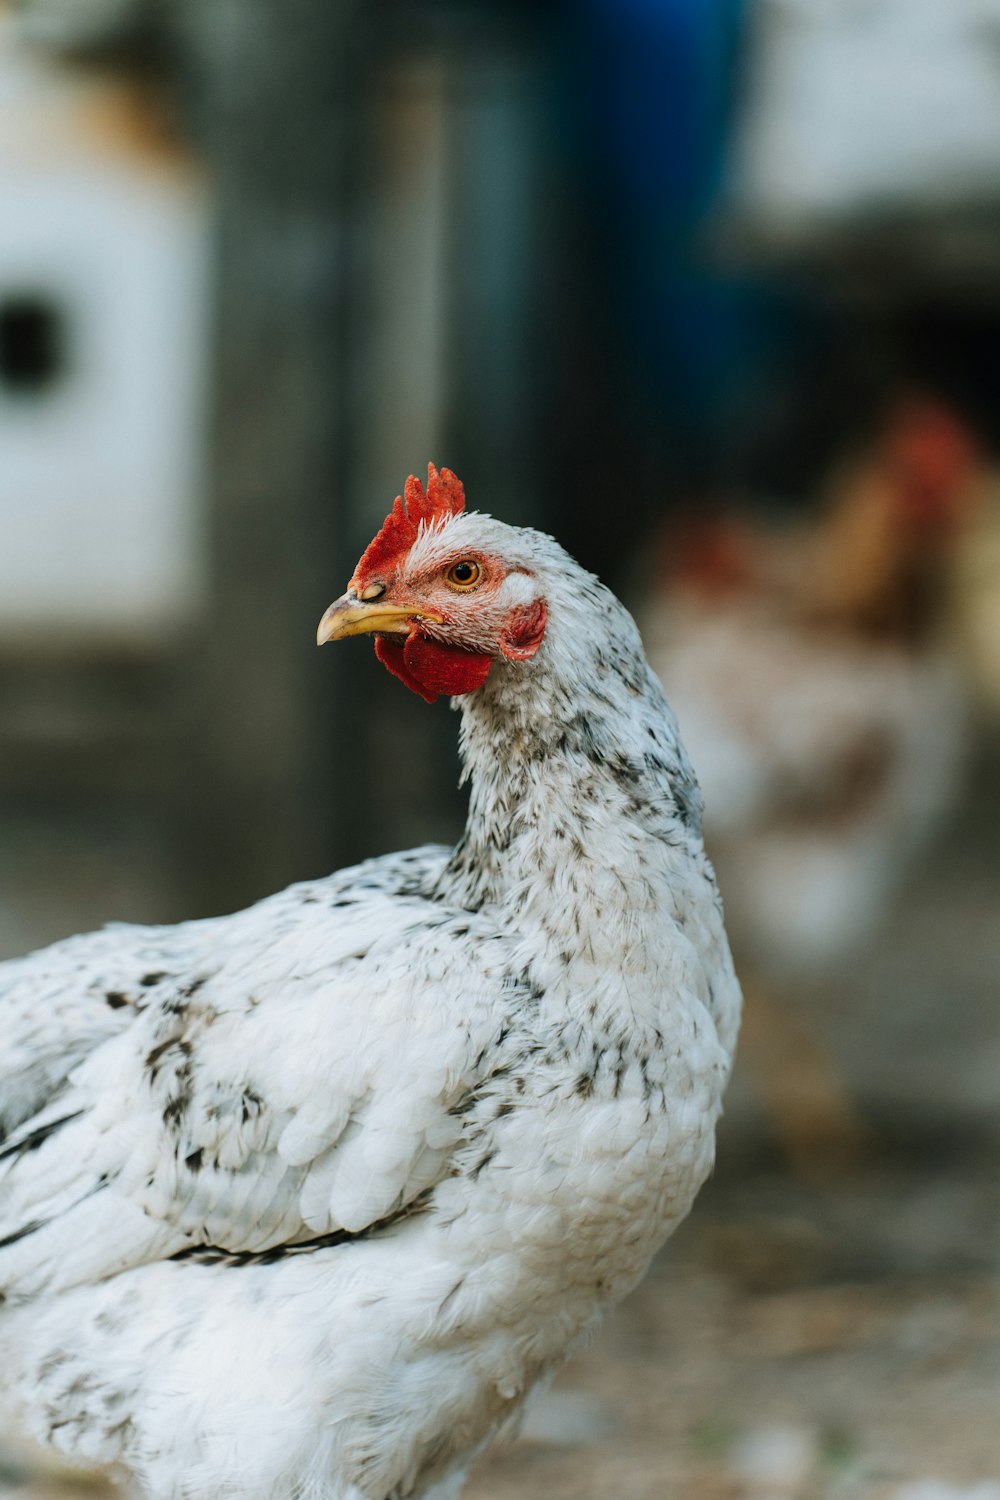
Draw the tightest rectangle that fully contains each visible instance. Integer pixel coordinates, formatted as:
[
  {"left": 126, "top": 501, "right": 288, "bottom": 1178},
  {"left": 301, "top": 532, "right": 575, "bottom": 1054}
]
[{"left": 2, "top": 745, "right": 998, "bottom": 1500}]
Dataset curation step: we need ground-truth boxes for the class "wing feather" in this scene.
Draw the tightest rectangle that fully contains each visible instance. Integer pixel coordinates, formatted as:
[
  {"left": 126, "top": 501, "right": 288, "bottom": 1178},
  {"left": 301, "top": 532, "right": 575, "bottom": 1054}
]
[{"left": 0, "top": 845, "right": 522, "bottom": 1302}]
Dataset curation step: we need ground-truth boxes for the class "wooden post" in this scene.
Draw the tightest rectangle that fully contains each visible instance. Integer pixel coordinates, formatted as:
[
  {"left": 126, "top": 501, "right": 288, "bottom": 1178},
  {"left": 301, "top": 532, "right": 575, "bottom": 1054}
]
[{"left": 169, "top": 0, "right": 364, "bottom": 911}]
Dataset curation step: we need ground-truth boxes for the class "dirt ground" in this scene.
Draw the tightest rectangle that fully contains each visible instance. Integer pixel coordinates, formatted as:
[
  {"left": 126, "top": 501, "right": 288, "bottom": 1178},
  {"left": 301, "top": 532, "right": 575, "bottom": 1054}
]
[{"left": 2, "top": 753, "right": 998, "bottom": 1500}]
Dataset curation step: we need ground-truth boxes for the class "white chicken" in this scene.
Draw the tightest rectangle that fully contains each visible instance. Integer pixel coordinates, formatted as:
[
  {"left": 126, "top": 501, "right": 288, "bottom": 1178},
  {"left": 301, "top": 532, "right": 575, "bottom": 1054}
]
[
  {"left": 646, "top": 398, "right": 979, "bottom": 977},
  {"left": 0, "top": 467, "right": 740, "bottom": 1500},
  {"left": 642, "top": 398, "right": 980, "bottom": 1167}
]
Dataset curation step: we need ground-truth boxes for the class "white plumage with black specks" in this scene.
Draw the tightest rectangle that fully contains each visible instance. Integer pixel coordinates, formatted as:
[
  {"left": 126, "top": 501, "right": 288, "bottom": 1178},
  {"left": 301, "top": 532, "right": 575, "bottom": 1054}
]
[{"left": 0, "top": 470, "right": 740, "bottom": 1500}]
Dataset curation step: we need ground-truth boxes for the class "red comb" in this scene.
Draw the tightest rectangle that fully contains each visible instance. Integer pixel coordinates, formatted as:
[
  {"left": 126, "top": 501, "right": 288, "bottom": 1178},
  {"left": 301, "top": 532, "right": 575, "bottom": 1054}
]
[{"left": 352, "top": 464, "right": 466, "bottom": 583}]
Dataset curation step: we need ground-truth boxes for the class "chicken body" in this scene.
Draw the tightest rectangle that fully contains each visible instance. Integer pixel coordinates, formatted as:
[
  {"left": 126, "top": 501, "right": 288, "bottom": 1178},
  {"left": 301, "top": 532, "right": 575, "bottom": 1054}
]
[
  {"left": 0, "top": 502, "right": 740, "bottom": 1500},
  {"left": 650, "top": 596, "right": 964, "bottom": 977},
  {"left": 645, "top": 400, "right": 978, "bottom": 981}
]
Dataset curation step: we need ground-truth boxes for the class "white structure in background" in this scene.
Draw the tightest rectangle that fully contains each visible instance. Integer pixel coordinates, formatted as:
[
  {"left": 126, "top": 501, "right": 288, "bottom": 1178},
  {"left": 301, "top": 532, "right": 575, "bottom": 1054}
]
[
  {"left": 734, "top": 0, "right": 1000, "bottom": 224},
  {"left": 0, "top": 16, "right": 210, "bottom": 641}
]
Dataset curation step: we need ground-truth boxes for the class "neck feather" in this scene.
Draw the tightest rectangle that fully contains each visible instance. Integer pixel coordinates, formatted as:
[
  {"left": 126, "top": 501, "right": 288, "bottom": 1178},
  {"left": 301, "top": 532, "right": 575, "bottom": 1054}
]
[{"left": 435, "top": 568, "right": 705, "bottom": 961}]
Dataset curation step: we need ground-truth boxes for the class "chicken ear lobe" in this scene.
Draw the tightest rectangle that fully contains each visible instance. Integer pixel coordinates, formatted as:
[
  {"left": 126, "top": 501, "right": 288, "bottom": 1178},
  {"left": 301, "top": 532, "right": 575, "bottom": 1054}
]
[{"left": 499, "top": 599, "right": 547, "bottom": 661}]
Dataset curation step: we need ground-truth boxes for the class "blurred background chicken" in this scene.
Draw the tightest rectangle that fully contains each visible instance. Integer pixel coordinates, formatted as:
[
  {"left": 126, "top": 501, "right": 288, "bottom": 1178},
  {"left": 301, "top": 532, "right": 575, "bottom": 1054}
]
[{"left": 642, "top": 395, "right": 987, "bottom": 1173}]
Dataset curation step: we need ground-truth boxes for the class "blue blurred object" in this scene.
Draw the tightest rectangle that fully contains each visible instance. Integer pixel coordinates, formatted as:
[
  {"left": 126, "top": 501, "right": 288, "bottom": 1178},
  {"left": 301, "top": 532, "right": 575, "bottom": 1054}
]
[
  {"left": 571, "top": 0, "right": 743, "bottom": 209},
  {"left": 549, "top": 0, "right": 791, "bottom": 477}
]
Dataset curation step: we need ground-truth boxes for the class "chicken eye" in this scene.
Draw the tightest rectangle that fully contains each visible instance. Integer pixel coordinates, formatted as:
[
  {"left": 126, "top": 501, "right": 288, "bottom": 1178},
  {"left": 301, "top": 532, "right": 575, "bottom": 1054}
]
[{"left": 446, "top": 559, "right": 481, "bottom": 590}]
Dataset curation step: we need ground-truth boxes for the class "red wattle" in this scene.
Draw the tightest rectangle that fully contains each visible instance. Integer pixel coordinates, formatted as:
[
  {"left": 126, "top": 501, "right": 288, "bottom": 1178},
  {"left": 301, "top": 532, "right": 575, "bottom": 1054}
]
[
  {"left": 374, "top": 633, "right": 492, "bottom": 704},
  {"left": 374, "top": 635, "right": 437, "bottom": 703}
]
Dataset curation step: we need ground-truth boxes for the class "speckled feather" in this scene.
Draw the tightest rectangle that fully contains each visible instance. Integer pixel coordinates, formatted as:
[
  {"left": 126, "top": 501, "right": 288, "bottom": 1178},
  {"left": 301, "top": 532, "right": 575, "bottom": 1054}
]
[{"left": 0, "top": 511, "right": 740, "bottom": 1500}]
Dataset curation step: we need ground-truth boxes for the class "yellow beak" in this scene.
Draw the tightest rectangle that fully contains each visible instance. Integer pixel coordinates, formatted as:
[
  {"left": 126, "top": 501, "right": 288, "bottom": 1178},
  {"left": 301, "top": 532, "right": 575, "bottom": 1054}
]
[{"left": 316, "top": 595, "right": 443, "bottom": 646}]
